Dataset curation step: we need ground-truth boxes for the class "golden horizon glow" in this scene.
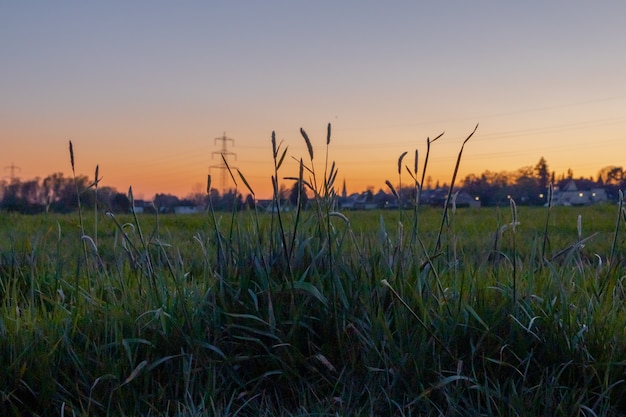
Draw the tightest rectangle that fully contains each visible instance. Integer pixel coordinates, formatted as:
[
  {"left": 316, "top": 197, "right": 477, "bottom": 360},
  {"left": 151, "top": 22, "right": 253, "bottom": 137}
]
[{"left": 5, "top": 115, "right": 625, "bottom": 202}]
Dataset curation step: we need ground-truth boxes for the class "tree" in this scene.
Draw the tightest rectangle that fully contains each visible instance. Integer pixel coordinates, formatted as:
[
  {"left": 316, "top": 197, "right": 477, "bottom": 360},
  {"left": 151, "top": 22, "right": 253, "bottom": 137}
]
[
  {"left": 244, "top": 194, "right": 255, "bottom": 209},
  {"left": 425, "top": 176, "right": 433, "bottom": 190},
  {"left": 20, "top": 179, "right": 42, "bottom": 205},
  {"left": 0, "top": 179, "right": 23, "bottom": 211},
  {"left": 218, "top": 190, "right": 243, "bottom": 211},
  {"left": 514, "top": 170, "right": 539, "bottom": 204},
  {"left": 208, "top": 188, "right": 220, "bottom": 203},
  {"left": 278, "top": 183, "right": 288, "bottom": 201},
  {"left": 598, "top": 166, "right": 624, "bottom": 186},
  {"left": 110, "top": 193, "right": 131, "bottom": 213},
  {"left": 534, "top": 157, "right": 550, "bottom": 190},
  {"left": 153, "top": 194, "right": 180, "bottom": 212},
  {"left": 288, "top": 180, "right": 308, "bottom": 208},
  {"left": 463, "top": 173, "right": 495, "bottom": 205}
]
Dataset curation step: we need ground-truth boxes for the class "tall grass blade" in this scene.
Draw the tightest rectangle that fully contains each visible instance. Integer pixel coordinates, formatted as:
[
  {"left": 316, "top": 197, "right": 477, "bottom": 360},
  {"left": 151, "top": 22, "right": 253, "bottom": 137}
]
[
  {"left": 221, "top": 153, "right": 238, "bottom": 188},
  {"left": 237, "top": 169, "right": 255, "bottom": 197},
  {"left": 609, "top": 189, "right": 623, "bottom": 268},
  {"left": 541, "top": 182, "right": 553, "bottom": 262},
  {"left": 435, "top": 124, "right": 478, "bottom": 252},
  {"left": 93, "top": 164, "right": 100, "bottom": 247},
  {"left": 420, "top": 131, "right": 444, "bottom": 192},
  {"left": 68, "top": 140, "right": 90, "bottom": 287},
  {"left": 381, "top": 279, "right": 453, "bottom": 358}
]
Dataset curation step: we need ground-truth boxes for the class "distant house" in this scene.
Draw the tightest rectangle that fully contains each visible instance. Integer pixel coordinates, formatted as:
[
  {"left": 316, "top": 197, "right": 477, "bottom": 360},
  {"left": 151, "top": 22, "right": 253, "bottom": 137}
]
[
  {"left": 551, "top": 180, "right": 608, "bottom": 206},
  {"left": 452, "top": 191, "right": 481, "bottom": 208},
  {"left": 173, "top": 205, "right": 202, "bottom": 214},
  {"left": 339, "top": 193, "right": 359, "bottom": 210},
  {"left": 419, "top": 188, "right": 448, "bottom": 207},
  {"left": 261, "top": 200, "right": 293, "bottom": 212},
  {"left": 131, "top": 199, "right": 149, "bottom": 214},
  {"left": 340, "top": 191, "right": 380, "bottom": 210}
]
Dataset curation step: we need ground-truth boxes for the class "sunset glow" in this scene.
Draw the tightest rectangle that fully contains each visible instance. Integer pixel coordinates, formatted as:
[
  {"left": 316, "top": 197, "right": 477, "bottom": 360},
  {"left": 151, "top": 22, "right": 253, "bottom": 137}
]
[{"left": 2, "top": 3, "right": 626, "bottom": 200}]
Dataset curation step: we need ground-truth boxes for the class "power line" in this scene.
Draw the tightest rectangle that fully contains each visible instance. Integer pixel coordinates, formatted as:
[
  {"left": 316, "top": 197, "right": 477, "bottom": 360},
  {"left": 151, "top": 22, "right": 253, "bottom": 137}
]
[{"left": 210, "top": 132, "right": 237, "bottom": 194}]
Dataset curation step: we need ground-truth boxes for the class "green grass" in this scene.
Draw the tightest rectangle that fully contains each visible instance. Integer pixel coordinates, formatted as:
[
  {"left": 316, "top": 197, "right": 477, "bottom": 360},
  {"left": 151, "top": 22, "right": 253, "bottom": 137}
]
[
  {"left": 1, "top": 127, "right": 626, "bottom": 416},
  {"left": 1, "top": 204, "right": 625, "bottom": 416}
]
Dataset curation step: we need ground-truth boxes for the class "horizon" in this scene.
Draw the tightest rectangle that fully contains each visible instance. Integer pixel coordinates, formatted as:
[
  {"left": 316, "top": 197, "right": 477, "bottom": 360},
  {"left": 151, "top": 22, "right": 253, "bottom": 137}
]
[
  {"left": 3, "top": 3, "right": 626, "bottom": 200},
  {"left": 0, "top": 150, "right": 619, "bottom": 205}
]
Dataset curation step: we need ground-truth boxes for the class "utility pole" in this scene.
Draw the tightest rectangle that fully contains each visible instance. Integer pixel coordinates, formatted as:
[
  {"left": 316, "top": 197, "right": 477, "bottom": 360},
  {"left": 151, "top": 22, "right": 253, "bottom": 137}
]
[
  {"left": 4, "top": 162, "right": 21, "bottom": 181},
  {"left": 210, "top": 132, "right": 237, "bottom": 194}
]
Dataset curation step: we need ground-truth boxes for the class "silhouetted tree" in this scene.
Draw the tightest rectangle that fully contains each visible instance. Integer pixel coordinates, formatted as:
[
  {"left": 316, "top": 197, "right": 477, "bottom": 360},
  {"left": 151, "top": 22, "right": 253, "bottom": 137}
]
[
  {"left": 534, "top": 157, "right": 550, "bottom": 191},
  {"left": 1, "top": 179, "right": 23, "bottom": 212},
  {"left": 288, "top": 180, "right": 308, "bottom": 208},
  {"left": 110, "top": 192, "right": 131, "bottom": 213},
  {"left": 153, "top": 194, "right": 180, "bottom": 212},
  {"left": 277, "top": 183, "right": 288, "bottom": 201},
  {"left": 598, "top": 166, "right": 624, "bottom": 187},
  {"left": 244, "top": 194, "right": 255, "bottom": 209},
  {"left": 215, "top": 190, "right": 244, "bottom": 211},
  {"left": 513, "top": 166, "right": 539, "bottom": 204},
  {"left": 463, "top": 173, "right": 494, "bottom": 205},
  {"left": 208, "top": 188, "right": 220, "bottom": 203}
]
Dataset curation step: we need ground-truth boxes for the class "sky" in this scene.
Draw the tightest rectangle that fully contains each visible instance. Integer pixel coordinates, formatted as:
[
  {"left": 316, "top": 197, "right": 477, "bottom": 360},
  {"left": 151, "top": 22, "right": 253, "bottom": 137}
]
[{"left": 2, "top": 2, "right": 626, "bottom": 200}]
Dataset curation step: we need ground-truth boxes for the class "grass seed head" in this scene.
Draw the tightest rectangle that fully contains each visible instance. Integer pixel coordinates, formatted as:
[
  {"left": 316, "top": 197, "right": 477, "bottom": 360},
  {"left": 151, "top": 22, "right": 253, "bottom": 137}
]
[
  {"left": 69, "top": 140, "right": 75, "bottom": 172},
  {"left": 398, "top": 151, "right": 408, "bottom": 174},
  {"left": 272, "top": 131, "right": 277, "bottom": 157},
  {"left": 238, "top": 169, "right": 255, "bottom": 196},
  {"left": 300, "top": 128, "right": 314, "bottom": 161},
  {"left": 386, "top": 180, "right": 399, "bottom": 199},
  {"left": 509, "top": 197, "right": 518, "bottom": 231},
  {"left": 326, "top": 122, "right": 331, "bottom": 145}
]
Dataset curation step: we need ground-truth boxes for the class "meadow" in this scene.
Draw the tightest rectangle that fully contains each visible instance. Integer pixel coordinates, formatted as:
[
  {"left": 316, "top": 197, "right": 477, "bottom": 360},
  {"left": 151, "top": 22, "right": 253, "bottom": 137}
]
[{"left": 2, "top": 129, "right": 626, "bottom": 416}]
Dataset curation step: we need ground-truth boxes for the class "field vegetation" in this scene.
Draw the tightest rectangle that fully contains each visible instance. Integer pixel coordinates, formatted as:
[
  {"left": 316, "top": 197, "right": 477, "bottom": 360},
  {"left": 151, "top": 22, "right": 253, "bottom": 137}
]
[{"left": 1, "top": 126, "right": 626, "bottom": 416}]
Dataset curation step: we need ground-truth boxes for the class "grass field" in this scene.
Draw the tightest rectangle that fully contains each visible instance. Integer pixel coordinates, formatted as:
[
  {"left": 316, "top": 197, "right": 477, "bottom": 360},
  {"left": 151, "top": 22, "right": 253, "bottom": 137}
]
[
  {"left": 2, "top": 130, "right": 626, "bottom": 416},
  {"left": 1, "top": 201, "right": 626, "bottom": 416}
]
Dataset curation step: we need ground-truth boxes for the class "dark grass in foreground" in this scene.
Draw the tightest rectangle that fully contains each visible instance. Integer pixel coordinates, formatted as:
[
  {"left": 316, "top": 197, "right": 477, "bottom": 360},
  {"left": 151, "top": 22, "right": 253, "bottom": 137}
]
[{"left": 1, "top": 127, "right": 626, "bottom": 416}]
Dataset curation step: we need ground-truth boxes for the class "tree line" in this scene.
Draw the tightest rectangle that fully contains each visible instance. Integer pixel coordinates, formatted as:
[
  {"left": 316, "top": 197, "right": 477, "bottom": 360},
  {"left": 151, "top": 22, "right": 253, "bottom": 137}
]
[
  {"left": 0, "top": 172, "right": 133, "bottom": 214},
  {"left": 461, "top": 158, "right": 624, "bottom": 206},
  {"left": 0, "top": 172, "right": 307, "bottom": 214},
  {"left": 1, "top": 158, "right": 624, "bottom": 214}
]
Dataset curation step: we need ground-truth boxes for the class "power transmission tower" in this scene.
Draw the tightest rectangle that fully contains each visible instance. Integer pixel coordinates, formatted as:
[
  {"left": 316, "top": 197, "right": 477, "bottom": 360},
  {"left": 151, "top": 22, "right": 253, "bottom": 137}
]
[
  {"left": 4, "top": 162, "right": 21, "bottom": 181},
  {"left": 210, "top": 132, "right": 237, "bottom": 194}
]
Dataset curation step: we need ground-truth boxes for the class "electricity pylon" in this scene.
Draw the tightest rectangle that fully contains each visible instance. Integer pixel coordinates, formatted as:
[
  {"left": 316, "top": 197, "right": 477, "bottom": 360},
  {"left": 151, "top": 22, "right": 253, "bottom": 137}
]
[
  {"left": 4, "top": 162, "right": 21, "bottom": 181},
  {"left": 210, "top": 133, "right": 237, "bottom": 194}
]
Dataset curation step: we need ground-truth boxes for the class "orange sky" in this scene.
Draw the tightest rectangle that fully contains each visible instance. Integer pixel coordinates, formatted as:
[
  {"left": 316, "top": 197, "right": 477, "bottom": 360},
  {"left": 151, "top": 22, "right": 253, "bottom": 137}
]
[{"left": 2, "top": 3, "right": 626, "bottom": 200}]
